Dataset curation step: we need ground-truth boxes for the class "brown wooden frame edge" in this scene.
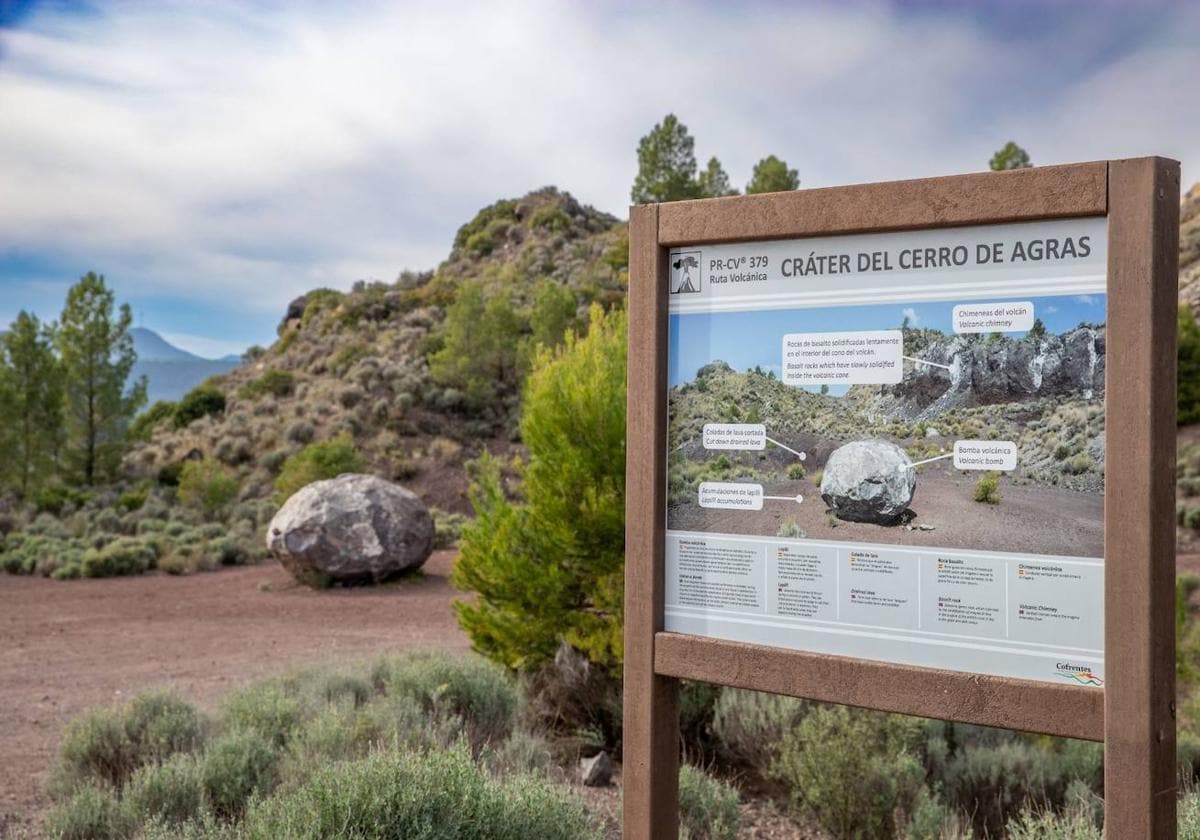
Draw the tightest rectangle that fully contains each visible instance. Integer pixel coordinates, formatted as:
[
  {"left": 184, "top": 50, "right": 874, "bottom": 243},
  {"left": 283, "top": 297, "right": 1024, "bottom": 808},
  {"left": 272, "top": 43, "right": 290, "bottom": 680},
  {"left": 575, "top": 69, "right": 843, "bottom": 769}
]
[
  {"left": 658, "top": 160, "right": 1108, "bottom": 244},
  {"left": 624, "top": 158, "right": 1182, "bottom": 839},
  {"left": 655, "top": 632, "right": 1103, "bottom": 741}
]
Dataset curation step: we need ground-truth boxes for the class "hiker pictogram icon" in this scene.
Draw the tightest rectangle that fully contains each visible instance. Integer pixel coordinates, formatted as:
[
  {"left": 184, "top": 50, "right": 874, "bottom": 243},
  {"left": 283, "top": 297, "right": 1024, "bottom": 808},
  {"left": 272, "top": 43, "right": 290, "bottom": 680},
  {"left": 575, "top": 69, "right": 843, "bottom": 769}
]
[{"left": 670, "top": 251, "right": 702, "bottom": 294}]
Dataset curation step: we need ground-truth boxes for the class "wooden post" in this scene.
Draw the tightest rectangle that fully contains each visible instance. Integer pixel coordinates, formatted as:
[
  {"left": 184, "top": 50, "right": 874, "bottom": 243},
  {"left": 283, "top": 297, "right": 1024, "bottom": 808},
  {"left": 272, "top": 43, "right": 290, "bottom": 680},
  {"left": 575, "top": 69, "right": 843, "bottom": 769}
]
[
  {"left": 1104, "top": 156, "right": 1180, "bottom": 838},
  {"left": 623, "top": 203, "right": 679, "bottom": 840}
]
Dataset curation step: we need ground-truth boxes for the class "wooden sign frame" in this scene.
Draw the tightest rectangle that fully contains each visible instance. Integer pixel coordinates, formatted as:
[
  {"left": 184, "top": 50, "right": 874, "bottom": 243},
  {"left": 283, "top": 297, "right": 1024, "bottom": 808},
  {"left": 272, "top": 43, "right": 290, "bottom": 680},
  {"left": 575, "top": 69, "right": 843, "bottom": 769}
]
[{"left": 624, "top": 158, "right": 1181, "bottom": 838}]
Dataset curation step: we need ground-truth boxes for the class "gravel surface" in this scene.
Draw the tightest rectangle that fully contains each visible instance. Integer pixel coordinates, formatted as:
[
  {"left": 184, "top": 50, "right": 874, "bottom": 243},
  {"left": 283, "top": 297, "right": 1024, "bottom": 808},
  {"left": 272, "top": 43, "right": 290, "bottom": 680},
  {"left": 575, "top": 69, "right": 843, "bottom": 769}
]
[{"left": 0, "top": 552, "right": 469, "bottom": 830}]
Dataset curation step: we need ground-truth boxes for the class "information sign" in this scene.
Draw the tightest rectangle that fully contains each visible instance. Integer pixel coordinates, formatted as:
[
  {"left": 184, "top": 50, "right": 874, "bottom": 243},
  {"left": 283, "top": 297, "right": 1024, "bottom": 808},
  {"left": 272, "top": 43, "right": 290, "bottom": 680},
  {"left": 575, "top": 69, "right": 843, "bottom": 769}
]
[{"left": 623, "top": 160, "right": 1180, "bottom": 840}]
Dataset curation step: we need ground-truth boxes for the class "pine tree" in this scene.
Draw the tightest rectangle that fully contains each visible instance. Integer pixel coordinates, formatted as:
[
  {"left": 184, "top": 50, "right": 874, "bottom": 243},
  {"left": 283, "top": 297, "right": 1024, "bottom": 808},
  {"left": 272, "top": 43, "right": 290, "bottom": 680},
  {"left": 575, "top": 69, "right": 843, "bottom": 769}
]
[
  {"left": 989, "top": 141, "right": 1032, "bottom": 171},
  {"left": 453, "top": 305, "right": 627, "bottom": 671},
  {"left": 429, "top": 281, "right": 525, "bottom": 407},
  {"left": 746, "top": 155, "right": 800, "bottom": 194},
  {"left": 697, "top": 156, "right": 738, "bottom": 197},
  {"left": 0, "top": 312, "right": 63, "bottom": 496},
  {"left": 56, "top": 272, "right": 146, "bottom": 484},
  {"left": 630, "top": 114, "right": 702, "bottom": 204}
]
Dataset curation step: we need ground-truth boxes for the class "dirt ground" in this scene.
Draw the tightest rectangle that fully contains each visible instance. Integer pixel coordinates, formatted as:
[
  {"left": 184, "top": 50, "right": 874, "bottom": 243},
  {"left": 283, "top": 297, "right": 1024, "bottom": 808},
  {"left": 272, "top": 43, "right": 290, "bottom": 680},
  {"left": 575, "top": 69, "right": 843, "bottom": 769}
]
[
  {"left": 670, "top": 457, "right": 1105, "bottom": 559},
  {"left": 0, "top": 552, "right": 469, "bottom": 831}
]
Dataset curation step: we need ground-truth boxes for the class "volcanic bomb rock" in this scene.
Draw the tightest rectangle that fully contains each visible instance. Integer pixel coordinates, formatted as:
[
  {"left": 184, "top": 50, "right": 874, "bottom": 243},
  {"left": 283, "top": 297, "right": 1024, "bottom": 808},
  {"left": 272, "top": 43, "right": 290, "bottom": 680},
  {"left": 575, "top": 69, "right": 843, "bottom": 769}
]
[
  {"left": 267, "top": 474, "right": 433, "bottom": 586},
  {"left": 820, "top": 439, "right": 916, "bottom": 524}
]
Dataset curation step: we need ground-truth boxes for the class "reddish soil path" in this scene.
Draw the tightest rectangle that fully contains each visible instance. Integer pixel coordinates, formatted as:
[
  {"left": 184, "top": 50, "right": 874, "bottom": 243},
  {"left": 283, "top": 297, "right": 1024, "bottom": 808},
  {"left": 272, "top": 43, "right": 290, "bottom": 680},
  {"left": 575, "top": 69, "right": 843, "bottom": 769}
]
[{"left": 0, "top": 552, "right": 469, "bottom": 831}]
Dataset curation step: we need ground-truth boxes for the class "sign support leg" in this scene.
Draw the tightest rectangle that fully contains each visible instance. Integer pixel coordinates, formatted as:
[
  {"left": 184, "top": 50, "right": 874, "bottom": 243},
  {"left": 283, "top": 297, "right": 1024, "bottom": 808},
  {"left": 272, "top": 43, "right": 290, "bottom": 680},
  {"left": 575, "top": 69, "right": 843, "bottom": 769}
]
[
  {"left": 1104, "top": 156, "right": 1179, "bottom": 838},
  {"left": 624, "top": 203, "right": 680, "bottom": 839}
]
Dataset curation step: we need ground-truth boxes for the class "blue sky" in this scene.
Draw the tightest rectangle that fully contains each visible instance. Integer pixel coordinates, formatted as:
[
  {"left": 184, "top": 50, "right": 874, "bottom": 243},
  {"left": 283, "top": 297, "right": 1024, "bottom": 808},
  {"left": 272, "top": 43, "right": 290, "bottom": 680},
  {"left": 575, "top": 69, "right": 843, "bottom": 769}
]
[
  {"left": 0, "top": 2, "right": 1196, "bottom": 357},
  {"left": 668, "top": 294, "right": 1106, "bottom": 388}
]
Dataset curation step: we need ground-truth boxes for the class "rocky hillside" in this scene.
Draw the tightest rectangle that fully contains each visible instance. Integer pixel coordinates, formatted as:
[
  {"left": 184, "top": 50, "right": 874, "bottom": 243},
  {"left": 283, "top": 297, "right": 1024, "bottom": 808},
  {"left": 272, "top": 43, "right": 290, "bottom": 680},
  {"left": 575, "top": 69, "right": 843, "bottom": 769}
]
[
  {"left": 125, "top": 187, "right": 627, "bottom": 518},
  {"left": 1182, "top": 183, "right": 1200, "bottom": 317}
]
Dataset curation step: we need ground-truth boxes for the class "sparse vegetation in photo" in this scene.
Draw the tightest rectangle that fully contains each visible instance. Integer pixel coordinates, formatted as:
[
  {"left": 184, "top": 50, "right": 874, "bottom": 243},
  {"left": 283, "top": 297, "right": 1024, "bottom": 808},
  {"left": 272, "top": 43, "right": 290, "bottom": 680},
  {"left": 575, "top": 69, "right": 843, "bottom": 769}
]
[{"left": 973, "top": 471, "right": 1002, "bottom": 504}]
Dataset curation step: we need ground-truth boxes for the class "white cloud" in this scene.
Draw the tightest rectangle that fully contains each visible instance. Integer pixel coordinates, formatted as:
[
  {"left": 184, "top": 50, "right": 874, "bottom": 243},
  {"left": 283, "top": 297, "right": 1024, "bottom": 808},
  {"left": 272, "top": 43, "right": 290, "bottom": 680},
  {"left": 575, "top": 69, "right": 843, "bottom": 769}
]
[
  {"left": 901, "top": 307, "right": 920, "bottom": 326},
  {"left": 158, "top": 331, "right": 246, "bottom": 360},
  {"left": 1, "top": 1, "right": 1198, "bottom": 328}
]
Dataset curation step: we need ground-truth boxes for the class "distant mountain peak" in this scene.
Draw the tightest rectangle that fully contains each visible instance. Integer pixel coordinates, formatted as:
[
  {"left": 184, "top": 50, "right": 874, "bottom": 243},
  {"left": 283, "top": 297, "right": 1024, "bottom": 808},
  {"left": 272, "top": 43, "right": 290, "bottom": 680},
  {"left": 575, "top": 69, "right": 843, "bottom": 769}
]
[{"left": 131, "top": 327, "right": 205, "bottom": 362}]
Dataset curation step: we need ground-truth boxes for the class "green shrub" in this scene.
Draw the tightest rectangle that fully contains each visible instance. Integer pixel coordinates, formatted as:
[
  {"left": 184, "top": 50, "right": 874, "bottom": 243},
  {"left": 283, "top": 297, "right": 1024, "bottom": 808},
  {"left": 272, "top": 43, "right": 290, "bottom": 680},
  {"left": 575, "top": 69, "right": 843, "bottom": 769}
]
[
  {"left": 973, "top": 471, "right": 1001, "bottom": 504},
  {"left": 811, "top": 467, "right": 824, "bottom": 487},
  {"left": 300, "top": 289, "right": 345, "bottom": 327},
  {"left": 289, "top": 702, "right": 386, "bottom": 765},
  {"left": 122, "top": 692, "right": 207, "bottom": 767},
  {"left": 940, "top": 736, "right": 1101, "bottom": 837},
  {"left": 55, "top": 708, "right": 139, "bottom": 792},
  {"left": 274, "top": 433, "right": 363, "bottom": 505},
  {"left": 903, "top": 785, "right": 955, "bottom": 840},
  {"left": 528, "top": 204, "right": 571, "bottom": 233},
  {"left": 34, "top": 485, "right": 90, "bottom": 515},
  {"left": 1005, "top": 803, "right": 1100, "bottom": 839},
  {"left": 115, "top": 483, "right": 149, "bottom": 513},
  {"left": 1182, "top": 790, "right": 1200, "bottom": 840},
  {"left": 786, "top": 462, "right": 806, "bottom": 480},
  {"left": 285, "top": 420, "right": 314, "bottom": 445},
  {"left": 124, "top": 752, "right": 204, "bottom": 826},
  {"left": 370, "top": 652, "right": 517, "bottom": 746},
  {"left": 431, "top": 508, "right": 468, "bottom": 549},
  {"left": 711, "top": 687, "right": 807, "bottom": 769},
  {"left": 1180, "top": 307, "right": 1200, "bottom": 425},
  {"left": 465, "top": 230, "right": 496, "bottom": 255},
  {"left": 55, "top": 692, "right": 204, "bottom": 790},
  {"left": 173, "top": 386, "right": 226, "bottom": 429},
  {"left": 201, "top": 730, "right": 279, "bottom": 820},
  {"left": 238, "top": 369, "right": 295, "bottom": 400},
  {"left": 481, "top": 728, "right": 555, "bottom": 778},
  {"left": 80, "top": 537, "right": 157, "bottom": 578},
  {"left": 454, "top": 198, "right": 519, "bottom": 249},
  {"left": 239, "top": 744, "right": 599, "bottom": 840},
  {"left": 331, "top": 343, "right": 370, "bottom": 376},
  {"left": 1064, "top": 453, "right": 1094, "bottom": 475},
  {"left": 776, "top": 520, "right": 805, "bottom": 539},
  {"left": 220, "top": 682, "right": 302, "bottom": 749},
  {"left": 771, "top": 705, "right": 923, "bottom": 840},
  {"left": 135, "top": 812, "right": 233, "bottom": 840},
  {"left": 453, "top": 305, "right": 626, "bottom": 671},
  {"left": 678, "top": 764, "right": 739, "bottom": 840},
  {"left": 130, "top": 400, "right": 178, "bottom": 441},
  {"left": 205, "top": 535, "right": 245, "bottom": 567},
  {"left": 44, "top": 785, "right": 135, "bottom": 840},
  {"left": 177, "top": 460, "right": 239, "bottom": 519}
]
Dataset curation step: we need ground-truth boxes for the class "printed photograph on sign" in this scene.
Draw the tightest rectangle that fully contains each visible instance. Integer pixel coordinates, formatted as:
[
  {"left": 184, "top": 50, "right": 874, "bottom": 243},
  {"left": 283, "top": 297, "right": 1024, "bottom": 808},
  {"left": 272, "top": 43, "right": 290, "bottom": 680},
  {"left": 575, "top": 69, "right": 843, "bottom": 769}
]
[
  {"left": 667, "top": 293, "right": 1105, "bottom": 558},
  {"left": 663, "top": 218, "right": 1107, "bottom": 685}
]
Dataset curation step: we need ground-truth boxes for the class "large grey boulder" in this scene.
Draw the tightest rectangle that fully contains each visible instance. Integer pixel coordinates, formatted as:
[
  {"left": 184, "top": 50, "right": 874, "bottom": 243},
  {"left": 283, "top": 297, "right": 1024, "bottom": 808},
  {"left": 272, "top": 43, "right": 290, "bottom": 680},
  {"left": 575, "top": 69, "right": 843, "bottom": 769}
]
[
  {"left": 820, "top": 440, "right": 916, "bottom": 524},
  {"left": 267, "top": 474, "right": 433, "bottom": 586}
]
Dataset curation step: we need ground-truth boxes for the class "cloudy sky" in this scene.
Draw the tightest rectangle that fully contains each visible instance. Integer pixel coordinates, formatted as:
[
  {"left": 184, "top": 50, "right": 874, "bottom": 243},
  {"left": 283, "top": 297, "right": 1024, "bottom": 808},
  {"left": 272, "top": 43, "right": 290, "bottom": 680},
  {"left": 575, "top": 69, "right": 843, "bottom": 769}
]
[{"left": 2, "top": 1, "right": 1197, "bottom": 357}]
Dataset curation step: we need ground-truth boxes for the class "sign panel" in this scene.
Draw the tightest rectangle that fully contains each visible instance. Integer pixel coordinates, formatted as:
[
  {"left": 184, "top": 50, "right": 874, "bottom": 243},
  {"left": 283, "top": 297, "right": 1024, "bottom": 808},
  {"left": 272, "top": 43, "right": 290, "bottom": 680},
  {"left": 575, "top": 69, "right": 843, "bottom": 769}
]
[{"left": 665, "top": 217, "right": 1107, "bottom": 685}]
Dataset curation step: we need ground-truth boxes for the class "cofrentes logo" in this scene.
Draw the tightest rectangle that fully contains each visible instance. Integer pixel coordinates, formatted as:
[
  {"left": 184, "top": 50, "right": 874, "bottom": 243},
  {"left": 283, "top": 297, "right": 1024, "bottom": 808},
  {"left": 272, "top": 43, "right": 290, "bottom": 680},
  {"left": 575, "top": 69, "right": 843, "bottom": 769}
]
[{"left": 1055, "top": 661, "right": 1103, "bottom": 686}]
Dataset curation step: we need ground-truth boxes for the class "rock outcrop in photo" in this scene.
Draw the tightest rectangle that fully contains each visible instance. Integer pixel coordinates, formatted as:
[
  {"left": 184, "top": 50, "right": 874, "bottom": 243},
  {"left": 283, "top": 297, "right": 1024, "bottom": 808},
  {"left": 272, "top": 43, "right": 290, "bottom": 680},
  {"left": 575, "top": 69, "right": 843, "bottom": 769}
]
[
  {"left": 268, "top": 474, "right": 434, "bottom": 586},
  {"left": 876, "top": 326, "right": 1105, "bottom": 421},
  {"left": 820, "top": 439, "right": 916, "bottom": 524}
]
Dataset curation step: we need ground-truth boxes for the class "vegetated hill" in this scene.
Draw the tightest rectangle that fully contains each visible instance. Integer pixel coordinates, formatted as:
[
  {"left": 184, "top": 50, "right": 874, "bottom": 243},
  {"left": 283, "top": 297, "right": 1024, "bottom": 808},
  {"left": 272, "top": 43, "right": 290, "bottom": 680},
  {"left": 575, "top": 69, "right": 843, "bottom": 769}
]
[
  {"left": 1180, "top": 182, "right": 1200, "bottom": 317},
  {"left": 130, "top": 327, "right": 241, "bottom": 403},
  {"left": 125, "top": 187, "right": 627, "bottom": 519}
]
